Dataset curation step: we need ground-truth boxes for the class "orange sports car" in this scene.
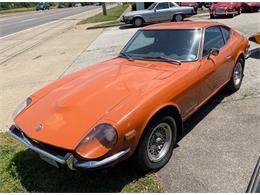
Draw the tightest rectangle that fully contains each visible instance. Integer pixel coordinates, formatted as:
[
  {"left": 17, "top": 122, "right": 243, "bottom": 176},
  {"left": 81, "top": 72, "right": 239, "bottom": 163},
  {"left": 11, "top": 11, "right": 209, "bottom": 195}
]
[{"left": 8, "top": 21, "right": 249, "bottom": 172}]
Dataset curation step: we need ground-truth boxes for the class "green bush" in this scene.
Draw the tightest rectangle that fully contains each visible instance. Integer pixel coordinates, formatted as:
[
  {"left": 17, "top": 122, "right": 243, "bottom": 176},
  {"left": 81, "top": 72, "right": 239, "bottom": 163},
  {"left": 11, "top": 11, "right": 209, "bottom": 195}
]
[{"left": 131, "top": 3, "right": 136, "bottom": 11}]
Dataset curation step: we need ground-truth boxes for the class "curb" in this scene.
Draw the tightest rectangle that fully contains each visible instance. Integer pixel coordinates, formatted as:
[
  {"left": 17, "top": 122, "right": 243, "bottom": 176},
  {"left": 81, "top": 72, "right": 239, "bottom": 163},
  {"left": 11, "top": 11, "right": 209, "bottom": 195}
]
[{"left": 86, "top": 23, "right": 120, "bottom": 30}]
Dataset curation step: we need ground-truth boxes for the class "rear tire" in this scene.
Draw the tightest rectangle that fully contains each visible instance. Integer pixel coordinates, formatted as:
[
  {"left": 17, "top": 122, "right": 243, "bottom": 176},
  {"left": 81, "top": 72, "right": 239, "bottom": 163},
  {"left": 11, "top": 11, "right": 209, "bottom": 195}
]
[
  {"left": 173, "top": 14, "right": 183, "bottom": 22},
  {"left": 135, "top": 113, "right": 177, "bottom": 173},
  {"left": 226, "top": 58, "right": 244, "bottom": 92}
]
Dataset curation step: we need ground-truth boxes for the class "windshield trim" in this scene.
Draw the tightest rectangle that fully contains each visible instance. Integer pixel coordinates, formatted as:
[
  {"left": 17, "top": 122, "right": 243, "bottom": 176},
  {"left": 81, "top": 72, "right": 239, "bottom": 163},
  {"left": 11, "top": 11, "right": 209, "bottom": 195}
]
[{"left": 120, "top": 29, "right": 202, "bottom": 63}]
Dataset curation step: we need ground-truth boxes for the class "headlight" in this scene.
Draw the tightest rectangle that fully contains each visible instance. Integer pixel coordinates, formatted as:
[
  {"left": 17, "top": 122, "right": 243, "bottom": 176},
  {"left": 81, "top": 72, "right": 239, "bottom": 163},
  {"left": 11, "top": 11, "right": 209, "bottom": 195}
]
[
  {"left": 123, "top": 15, "right": 129, "bottom": 20},
  {"left": 76, "top": 123, "right": 118, "bottom": 159},
  {"left": 12, "top": 97, "right": 32, "bottom": 119},
  {"left": 228, "top": 6, "right": 233, "bottom": 9}
]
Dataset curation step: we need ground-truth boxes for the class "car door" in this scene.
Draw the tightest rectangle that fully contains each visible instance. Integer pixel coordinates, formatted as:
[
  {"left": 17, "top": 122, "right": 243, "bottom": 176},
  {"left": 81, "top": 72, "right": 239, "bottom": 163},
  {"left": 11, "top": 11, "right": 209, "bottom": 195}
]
[
  {"left": 198, "top": 26, "right": 233, "bottom": 104},
  {"left": 152, "top": 2, "right": 171, "bottom": 22},
  {"left": 220, "top": 26, "right": 235, "bottom": 79}
]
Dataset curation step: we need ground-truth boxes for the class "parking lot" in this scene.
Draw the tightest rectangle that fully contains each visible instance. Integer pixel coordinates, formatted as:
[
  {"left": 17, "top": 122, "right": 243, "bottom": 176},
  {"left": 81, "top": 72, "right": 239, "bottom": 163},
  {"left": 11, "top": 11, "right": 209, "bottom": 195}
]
[{"left": 0, "top": 8, "right": 259, "bottom": 192}]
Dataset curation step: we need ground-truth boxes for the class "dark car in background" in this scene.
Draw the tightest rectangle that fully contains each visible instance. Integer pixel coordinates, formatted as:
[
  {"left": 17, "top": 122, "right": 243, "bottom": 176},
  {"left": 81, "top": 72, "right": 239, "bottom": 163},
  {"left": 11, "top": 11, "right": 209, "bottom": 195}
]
[
  {"left": 36, "top": 2, "right": 50, "bottom": 11},
  {"left": 204, "top": 2, "right": 214, "bottom": 9},
  {"left": 199, "top": 2, "right": 214, "bottom": 9},
  {"left": 241, "top": 2, "right": 260, "bottom": 12},
  {"left": 57, "top": 4, "right": 65, "bottom": 8}
]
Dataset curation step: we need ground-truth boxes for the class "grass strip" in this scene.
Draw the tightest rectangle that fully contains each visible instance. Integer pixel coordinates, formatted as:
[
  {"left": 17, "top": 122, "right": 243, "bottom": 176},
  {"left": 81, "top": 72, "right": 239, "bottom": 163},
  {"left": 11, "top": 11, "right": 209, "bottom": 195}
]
[
  {"left": 78, "top": 4, "right": 128, "bottom": 25},
  {"left": 0, "top": 132, "right": 164, "bottom": 192}
]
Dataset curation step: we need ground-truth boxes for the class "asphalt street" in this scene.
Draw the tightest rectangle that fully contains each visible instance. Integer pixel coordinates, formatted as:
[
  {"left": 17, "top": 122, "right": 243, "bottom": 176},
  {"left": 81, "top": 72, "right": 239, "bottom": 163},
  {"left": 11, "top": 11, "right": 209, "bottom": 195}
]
[{"left": 0, "top": 6, "right": 97, "bottom": 37}]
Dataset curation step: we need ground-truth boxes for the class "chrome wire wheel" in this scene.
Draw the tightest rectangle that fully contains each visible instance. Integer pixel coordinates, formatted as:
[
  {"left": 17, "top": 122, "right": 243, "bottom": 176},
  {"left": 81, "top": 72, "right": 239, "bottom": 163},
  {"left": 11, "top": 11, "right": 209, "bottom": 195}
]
[
  {"left": 233, "top": 62, "right": 243, "bottom": 87},
  {"left": 147, "top": 122, "right": 172, "bottom": 162}
]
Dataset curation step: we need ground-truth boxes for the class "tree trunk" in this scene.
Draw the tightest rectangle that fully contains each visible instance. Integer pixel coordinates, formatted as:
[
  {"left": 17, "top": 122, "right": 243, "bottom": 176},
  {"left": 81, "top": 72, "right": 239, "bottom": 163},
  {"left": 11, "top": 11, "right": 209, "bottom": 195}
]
[{"left": 102, "top": 2, "right": 107, "bottom": 15}]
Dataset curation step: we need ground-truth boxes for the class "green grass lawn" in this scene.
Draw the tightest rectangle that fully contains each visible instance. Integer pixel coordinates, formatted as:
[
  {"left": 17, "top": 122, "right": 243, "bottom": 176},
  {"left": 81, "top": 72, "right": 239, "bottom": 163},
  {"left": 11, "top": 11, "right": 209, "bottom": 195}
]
[
  {"left": 0, "top": 132, "right": 164, "bottom": 192},
  {"left": 78, "top": 4, "right": 129, "bottom": 25},
  {"left": 0, "top": 7, "right": 35, "bottom": 14}
]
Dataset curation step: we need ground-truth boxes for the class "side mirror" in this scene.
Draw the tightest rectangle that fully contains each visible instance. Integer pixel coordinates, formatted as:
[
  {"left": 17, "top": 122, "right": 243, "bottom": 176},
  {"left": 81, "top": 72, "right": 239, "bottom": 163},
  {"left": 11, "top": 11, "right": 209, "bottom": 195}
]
[
  {"left": 249, "top": 33, "right": 260, "bottom": 44},
  {"left": 208, "top": 48, "right": 220, "bottom": 58}
]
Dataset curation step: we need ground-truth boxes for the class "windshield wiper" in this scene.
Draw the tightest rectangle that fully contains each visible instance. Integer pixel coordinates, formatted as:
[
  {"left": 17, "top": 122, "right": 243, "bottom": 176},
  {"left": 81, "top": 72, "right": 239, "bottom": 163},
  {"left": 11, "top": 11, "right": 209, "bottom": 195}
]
[
  {"left": 119, "top": 52, "right": 134, "bottom": 61},
  {"left": 151, "top": 56, "right": 181, "bottom": 65}
]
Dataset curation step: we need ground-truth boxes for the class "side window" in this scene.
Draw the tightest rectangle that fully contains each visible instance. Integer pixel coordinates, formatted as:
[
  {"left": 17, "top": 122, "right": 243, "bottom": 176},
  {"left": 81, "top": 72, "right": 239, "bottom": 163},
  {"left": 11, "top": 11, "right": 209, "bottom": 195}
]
[
  {"left": 220, "top": 26, "right": 231, "bottom": 43},
  {"left": 203, "top": 27, "right": 225, "bottom": 57},
  {"left": 156, "top": 2, "right": 169, "bottom": 10},
  {"left": 169, "top": 2, "right": 175, "bottom": 7}
]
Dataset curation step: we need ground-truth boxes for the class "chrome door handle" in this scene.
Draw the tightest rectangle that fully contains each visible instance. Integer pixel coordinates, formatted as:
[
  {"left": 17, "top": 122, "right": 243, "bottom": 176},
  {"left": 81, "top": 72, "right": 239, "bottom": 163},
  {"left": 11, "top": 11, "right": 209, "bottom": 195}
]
[{"left": 226, "top": 56, "right": 232, "bottom": 62}]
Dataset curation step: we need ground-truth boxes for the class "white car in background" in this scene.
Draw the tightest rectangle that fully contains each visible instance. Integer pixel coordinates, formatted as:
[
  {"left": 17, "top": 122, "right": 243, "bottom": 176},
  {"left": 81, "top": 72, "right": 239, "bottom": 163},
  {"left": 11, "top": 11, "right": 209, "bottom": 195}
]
[{"left": 121, "top": 2, "right": 196, "bottom": 27}]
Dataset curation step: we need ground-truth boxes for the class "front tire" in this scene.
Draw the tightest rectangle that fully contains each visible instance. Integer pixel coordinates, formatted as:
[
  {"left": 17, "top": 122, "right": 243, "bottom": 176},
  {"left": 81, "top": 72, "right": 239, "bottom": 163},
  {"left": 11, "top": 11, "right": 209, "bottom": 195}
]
[
  {"left": 226, "top": 58, "right": 244, "bottom": 92},
  {"left": 229, "top": 11, "right": 235, "bottom": 18},
  {"left": 210, "top": 14, "right": 215, "bottom": 19},
  {"left": 135, "top": 114, "right": 177, "bottom": 172},
  {"left": 238, "top": 8, "right": 241, "bottom": 15},
  {"left": 133, "top": 17, "right": 143, "bottom": 27}
]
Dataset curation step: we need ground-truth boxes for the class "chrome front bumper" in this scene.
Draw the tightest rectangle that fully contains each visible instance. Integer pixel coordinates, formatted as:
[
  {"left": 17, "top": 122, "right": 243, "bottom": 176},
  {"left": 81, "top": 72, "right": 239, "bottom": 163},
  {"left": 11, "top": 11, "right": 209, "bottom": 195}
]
[{"left": 7, "top": 125, "right": 130, "bottom": 170}]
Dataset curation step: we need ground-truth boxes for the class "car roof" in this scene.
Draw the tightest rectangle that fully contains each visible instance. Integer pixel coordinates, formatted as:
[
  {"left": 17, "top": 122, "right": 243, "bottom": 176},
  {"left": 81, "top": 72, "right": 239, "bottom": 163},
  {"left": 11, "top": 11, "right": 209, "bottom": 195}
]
[{"left": 143, "top": 21, "right": 226, "bottom": 30}]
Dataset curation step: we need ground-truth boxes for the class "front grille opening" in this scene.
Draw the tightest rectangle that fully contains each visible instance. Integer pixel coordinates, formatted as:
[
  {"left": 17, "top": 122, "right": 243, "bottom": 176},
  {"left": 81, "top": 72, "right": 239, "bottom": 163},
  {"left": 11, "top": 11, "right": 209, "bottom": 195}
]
[{"left": 18, "top": 128, "right": 71, "bottom": 157}]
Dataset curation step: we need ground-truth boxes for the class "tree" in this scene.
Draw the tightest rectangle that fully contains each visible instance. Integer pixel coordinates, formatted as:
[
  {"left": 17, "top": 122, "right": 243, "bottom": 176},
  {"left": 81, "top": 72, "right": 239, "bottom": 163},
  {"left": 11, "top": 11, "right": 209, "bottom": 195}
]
[{"left": 102, "top": 3, "right": 107, "bottom": 15}]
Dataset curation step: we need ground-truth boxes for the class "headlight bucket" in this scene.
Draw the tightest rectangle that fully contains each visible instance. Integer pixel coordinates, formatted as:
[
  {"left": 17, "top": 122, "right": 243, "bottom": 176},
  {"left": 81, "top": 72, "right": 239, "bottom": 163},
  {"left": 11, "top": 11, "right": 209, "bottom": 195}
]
[
  {"left": 75, "top": 123, "right": 118, "bottom": 159},
  {"left": 12, "top": 97, "right": 32, "bottom": 119}
]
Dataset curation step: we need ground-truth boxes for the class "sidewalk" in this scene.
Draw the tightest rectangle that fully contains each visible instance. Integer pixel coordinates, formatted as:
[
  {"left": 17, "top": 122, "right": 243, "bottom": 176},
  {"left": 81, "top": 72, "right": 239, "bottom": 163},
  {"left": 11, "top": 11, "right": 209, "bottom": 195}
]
[{"left": 62, "top": 26, "right": 137, "bottom": 76}]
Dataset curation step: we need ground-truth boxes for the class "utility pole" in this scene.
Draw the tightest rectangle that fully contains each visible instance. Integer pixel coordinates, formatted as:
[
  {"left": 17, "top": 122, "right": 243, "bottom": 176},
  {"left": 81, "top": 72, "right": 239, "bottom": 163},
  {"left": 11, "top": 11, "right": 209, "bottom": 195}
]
[{"left": 102, "top": 2, "right": 107, "bottom": 15}]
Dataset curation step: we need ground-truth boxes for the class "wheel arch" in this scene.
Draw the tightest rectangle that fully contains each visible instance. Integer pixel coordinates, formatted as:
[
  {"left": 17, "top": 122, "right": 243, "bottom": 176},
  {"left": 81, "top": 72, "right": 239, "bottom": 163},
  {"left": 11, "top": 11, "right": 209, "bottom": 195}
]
[
  {"left": 235, "top": 52, "right": 245, "bottom": 69},
  {"left": 133, "top": 15, "right": 145, "bottom": 23},
  {"left": 172, "top": 13, "right": 184, "bottom": 21},
  {"left": 140, "top": 103, "right": 183, "bottom": 144}
]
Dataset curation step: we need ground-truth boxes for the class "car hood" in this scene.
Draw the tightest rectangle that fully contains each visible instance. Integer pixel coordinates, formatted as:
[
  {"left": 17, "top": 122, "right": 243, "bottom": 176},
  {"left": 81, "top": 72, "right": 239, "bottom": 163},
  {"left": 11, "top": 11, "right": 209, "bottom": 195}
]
[
  {"left": 15, "top": 58, "right": 178, "bottom": 150},
  {"left": 212, "top": 3, "right": 232, "bottom": 8},
  {"left": 124, "top": 9, "right": 151, "bottom": 17}
]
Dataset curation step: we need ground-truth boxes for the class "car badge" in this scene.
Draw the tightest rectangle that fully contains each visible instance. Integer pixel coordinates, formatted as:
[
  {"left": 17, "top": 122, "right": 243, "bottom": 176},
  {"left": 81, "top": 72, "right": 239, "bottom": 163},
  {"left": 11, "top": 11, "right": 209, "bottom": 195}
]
[{"left": 35, "top": 124, "right": 43, "bottom": 131}]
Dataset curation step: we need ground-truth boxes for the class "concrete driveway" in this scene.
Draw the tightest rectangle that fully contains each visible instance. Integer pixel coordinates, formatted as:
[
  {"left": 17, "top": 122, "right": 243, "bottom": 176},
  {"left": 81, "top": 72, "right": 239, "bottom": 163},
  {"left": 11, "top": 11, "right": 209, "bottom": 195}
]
[
  {"left": 159, "top": 13, "right": 260, "bottom": 192},
  {"left": 0, "top": 8, "right": 259, "bottom": 192}
]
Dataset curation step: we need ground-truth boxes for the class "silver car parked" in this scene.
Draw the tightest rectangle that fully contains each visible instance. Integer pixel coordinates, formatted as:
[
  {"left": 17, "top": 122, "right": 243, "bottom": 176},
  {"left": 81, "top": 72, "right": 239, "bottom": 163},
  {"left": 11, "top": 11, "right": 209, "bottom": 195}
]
[{"left": 121, "top": 2, "right": 196, "bottom": 27}]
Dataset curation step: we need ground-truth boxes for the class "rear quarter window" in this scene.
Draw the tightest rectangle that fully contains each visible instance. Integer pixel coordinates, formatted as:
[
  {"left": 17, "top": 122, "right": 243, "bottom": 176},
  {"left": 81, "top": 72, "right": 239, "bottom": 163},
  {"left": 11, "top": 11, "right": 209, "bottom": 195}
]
[{"left": 220, "top": 26, "right": 231, "bottom": 43}]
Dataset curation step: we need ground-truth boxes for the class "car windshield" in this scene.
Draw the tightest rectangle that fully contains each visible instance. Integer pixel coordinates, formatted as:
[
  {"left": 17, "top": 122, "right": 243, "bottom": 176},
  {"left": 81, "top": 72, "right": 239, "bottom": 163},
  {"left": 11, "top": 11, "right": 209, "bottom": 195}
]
[
  {"left": 147, "top": 3, "right": 157, "bottom": 10},
  {"left": 120, "top": 29, "right": 201, "bottom": 62}
]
